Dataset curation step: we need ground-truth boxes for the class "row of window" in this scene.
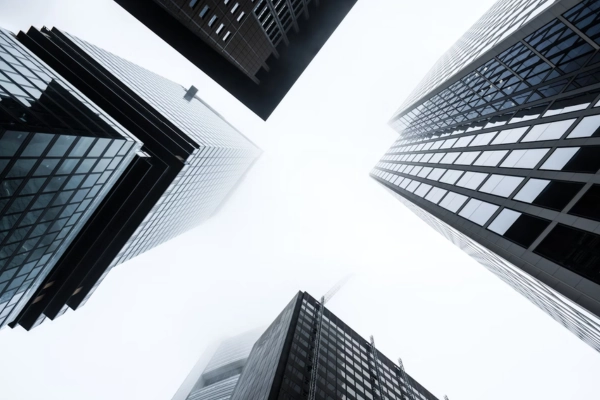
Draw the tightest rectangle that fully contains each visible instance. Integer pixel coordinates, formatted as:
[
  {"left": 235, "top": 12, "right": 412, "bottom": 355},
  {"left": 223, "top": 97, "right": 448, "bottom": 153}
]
[
  {"left": 388, "top": 111, "right": 600, "bottom": 154},
  {"left": 381, "top": 143, "right": 600, "bottom": 174}
]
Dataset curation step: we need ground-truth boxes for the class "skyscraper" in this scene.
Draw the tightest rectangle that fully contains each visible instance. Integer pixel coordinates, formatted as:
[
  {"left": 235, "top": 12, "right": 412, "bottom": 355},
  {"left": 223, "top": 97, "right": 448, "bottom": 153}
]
[
  {"left": 172, "top": 329, "right": 263, "bottom": 400},
  {"left": 230, "top": 292, "right": 439, "bottom": 400},
  {"left": 0, "top": 28, "right": 142, "bottom": 330},
  {"left": 372, "top": 0, "right": 600, "bottom": 352},
  {"left": 114, "top": 0, "right": 359, "bottom": 120},
  {"left": 1, "top": 27, "right": 260, "bottom": 330}
]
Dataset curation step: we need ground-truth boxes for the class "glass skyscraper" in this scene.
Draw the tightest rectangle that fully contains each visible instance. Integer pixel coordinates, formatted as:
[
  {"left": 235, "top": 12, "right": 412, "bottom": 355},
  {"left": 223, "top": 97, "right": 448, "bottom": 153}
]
[
  {"left": 230, "top": 292, "right": 439, "bottom": 400},
  {"left": 0, "top": 28, "right": 142, "bottom": 330},
  {"left": 114, "top": 0, "right": 359, "bottom": 119},
  {"left": 172, "top": 329, "right": 263, "bottom": 400},
  {"left": 372, "top": 0, "right": 600, "bottom": 352},
  {"left": 2, "top": 27, "right": 260, "bottom": 330}
]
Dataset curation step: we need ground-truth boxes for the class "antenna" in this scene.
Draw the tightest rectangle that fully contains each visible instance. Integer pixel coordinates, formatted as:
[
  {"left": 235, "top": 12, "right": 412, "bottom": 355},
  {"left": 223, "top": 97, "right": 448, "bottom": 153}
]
[
  {"left": 397, "top": 357, "right": 417, "bottom": 400},
  {"left": 307, "top": 276, "right": 353, "bottom": 400},
  {"left": 369, "top": 336, "right": 384, "bottom": 397},
  {"left": 444, "top": 396, "right": 450, "bottom": 400},
  {"left": 323, "top": 274, "right": 353, "bottom": 305}
]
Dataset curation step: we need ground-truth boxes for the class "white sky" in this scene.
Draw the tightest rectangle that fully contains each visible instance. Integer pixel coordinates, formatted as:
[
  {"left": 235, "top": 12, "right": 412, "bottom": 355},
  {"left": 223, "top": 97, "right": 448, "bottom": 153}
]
[{"left": 0, "top": 0, "right": 599, "bottom": 399}]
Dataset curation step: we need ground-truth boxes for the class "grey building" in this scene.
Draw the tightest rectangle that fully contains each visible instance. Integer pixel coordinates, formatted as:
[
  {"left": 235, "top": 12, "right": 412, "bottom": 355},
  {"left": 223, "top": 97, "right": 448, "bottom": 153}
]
[
  {"left": 2, "top": 27, "right": 261, "bottom": 330},
  {"left": 372, "top": 0, "right": 600, "bottom": 352},
  {"left": 231, "top": 292, "right": 439, "bottom": 400},
  {"left": 172, "top": 329, "right": 263, "bottom": 400}
]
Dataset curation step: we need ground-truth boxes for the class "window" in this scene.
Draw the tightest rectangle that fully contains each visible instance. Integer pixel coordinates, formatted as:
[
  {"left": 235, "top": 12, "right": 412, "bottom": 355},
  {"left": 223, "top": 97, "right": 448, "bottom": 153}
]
[
  {"left": 429, "top": 153, "right": 444, "bottom": 163},
  {"left": 237, "top": 11, "right": 245, "bottom": 22},
  {"left": 541, "top": 146, "right": 600, "bottom": 173},
  {"left": 454, "top": 151, "right": 481, "bottom": 165},
  {"left": 473, "top": 150, "right": 508, "bottom": 166},
  {"left": 216, "top": 23, "right": 224, "bottom": 34},
  {"left": 522, "top": 119, "right": 575, "bottom": 142},
  {"left": 535, "top": 224, "right": 600, "bottom": 285},
  {"left": 425, "top": 187, "right": 447, "bottom": 204},
  {"left": 414, "top": 183, "right": 432, "bottom": 197},
  {"left": 567, "top": 115, "right": 600, "bottom": 138},
  {"left": 453, "top": 135, "right": 474, "bottom": 148},
  {"left": 406, "top": 181, "right": 420, "bottom": 193},
  {"left": 456, "top": 172, "right": 488, "bottom": 190},
  {"left": 488, "top": 209, "right": 550, "bottom": 247},
  {"left": 208, "top": 15, "right": 218, "bottom": 27},
  {"left": 417, "top": 167, "right": 432, "bottom": 178},
  {"left": 439, "top": 192, "right": 468, "bottom": 212},
  {"left": 540, "top": 147, "right": 579, "bottom": 170},
  {"left": 500, "top": 148, "right": 549, "bottom": 168},
  {"left": 469, "top": 131, "right": 497, "bottom": 147},
  {"left": 231, "top": 2, "right": 239, "bottom": 13},
  {"left": 479, "top": 175, "right": 524, "bottom": 197},
  {"left": 459, "top": 199, "right": 498, "bottom": 226},
  {"left": 189, "top": 0, "right": 199, "bottom": 7},
  {"left": 440, "top": 152, "right": 460, "bottom": 164},
  {"left": 439, "top": 170, "right": 463, "bottom": 185},
  {"left": 199, "top": 5, "right": 210, "bottom": 18},
  {"left": 426, "top": 168, "right": 446, "bottom": 181},
  {"left": 491, "top": 127, "right": 528, "bottom": 144},
  {"left": 441, "top": 138, "right": 457, "bottom": 149},
  {"left": 569, "top": 184, "right": 600, "bottom": 221},
  {"left": 430, "top": 141, "right": 443, "bottom": 150},
  {"left": 514, "top": 179, "right": 583, "bottom": 210}
]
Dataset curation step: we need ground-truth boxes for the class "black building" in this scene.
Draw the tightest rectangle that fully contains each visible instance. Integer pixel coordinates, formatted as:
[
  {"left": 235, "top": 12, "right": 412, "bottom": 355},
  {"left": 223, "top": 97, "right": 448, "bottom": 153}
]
[
  {"left": 114, "top": 0, "right": 359, "bottom": 120},
  {"left": 230, "top": 292, "right": 439, "bottom": 400},
  {"left": 0, "top": 27, "right": 260, "bottom": 330},
  {"left": 372, "top": 0, "right": 600, "bottom": 352}
]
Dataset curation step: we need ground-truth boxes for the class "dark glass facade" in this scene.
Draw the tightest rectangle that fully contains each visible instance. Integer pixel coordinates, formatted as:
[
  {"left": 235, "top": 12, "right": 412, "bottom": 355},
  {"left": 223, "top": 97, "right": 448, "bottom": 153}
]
[
  {"left": 0, "top": 29, "right": 141, "bottom": 329},
  {"left": 231, "top": 292, "right": 439, "bottom": 400},
  {"left": 3, "top": 27, "right": 260, "bottom": 330},
  {"left": 373, "top": 0, "right": 600, "bottom": 352},
  {"left": 114, "top": 0, "right": 359, "bottom": 119}
]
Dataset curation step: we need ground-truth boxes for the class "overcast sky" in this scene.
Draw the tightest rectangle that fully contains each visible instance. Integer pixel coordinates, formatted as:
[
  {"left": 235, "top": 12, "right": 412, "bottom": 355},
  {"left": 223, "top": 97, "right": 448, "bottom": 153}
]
[{"left": 0, "top": 0, "right": 599, "bottom": 399}]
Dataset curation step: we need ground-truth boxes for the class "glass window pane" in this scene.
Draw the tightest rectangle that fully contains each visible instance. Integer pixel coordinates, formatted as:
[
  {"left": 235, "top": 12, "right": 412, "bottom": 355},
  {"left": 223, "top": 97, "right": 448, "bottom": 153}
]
[
  {"left": 456, "top": 172, "right": 488, "bottom": 190},
  {"left": 540, "top": 147, "right": 579, "bottom": 170},
  {"left": 414, "top": 183, "right": 432, "bottom": 197},
  {"left": 6, "top": 159, "right": 36, "bottom": 177},
  {"left": 491, "top": 127, "right": 528, "bottom": 144},
  {"left": 459, "top": 199, "right": 499, "bottom": 225},
  {"left": 513, "top": 179, "right": 550, "bottom": 203},
  {"left": 425, "top": 187, "right": 447, "bottom": 204},
  {"left": 440, "top": 170, "right": 463, "bottom": 185},
  {"left": 479, "top": 175, "right": 524, "bottom": 197},
  {"left": 47, "top": 135, "right": 76, "bottom": 157},
  {"left": 474, "top": 150, "right": 509, "bottom": 166},
  {"left": 469, "top": 131, "right": 497, "bottom": 147},
  {"left": 0, "top": 131, "right": 27, "bottom": 157},
  {"left": 454, "top": 151, "right": 481, "bottom": 165},
  {"left": 568, "top": 115, "right": 600, "bottom": 138},
  {"left": 501, "top": 148, "right": 549, "bottom": 168},
  {"left": 439, "top": 192, "right": 468, "bottom": 212},
  {"left": 427, "top": 168, "right": 446, "bottom": 181},
  {"left": 33, "top": 159, "right": 60, "bottom": 176},
  {"left": 21, "top": 133, "right": 54, "bottom": 157},
  {"left": 522, "top": 119, "right": 575, "bottom": 142}
]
